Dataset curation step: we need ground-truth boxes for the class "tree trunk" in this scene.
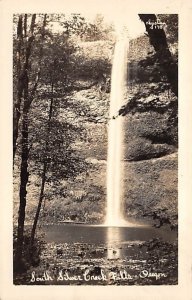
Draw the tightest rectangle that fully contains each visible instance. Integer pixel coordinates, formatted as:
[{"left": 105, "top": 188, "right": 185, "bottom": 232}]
[
  {"left": 13, "top": 15, "right": 24, "bottom": 160},
  {"left": 30, "top": 162, "right": 47, "bottom": 246},
  {"left": 138, "top": 14, "right": 178, "bottom": 97},
  {"left": 30, "top": 83, "right": 54, "bottom": 246},
  {"left": 15, "top": 73, "right": 30, "bottom": 264},
  {"left": 13, "top": 14, "right": 36, "bottom": 160},
  {"left": 13, "top": 14, "right": 47, "bottom": 161},
  {"left": 14, "top": 15, "right": 36, "bottom": 265}
]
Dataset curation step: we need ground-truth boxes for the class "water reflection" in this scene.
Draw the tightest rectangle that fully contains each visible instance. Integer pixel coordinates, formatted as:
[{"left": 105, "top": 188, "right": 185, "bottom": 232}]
[{"left": 107, "top": 227, "right": 122, "bottom": 259}]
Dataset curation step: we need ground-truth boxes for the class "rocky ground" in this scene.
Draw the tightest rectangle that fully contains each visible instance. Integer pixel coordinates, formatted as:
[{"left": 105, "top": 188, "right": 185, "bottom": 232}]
[{"left": 14, "top": 236, "right": 177, "bottom": 285}]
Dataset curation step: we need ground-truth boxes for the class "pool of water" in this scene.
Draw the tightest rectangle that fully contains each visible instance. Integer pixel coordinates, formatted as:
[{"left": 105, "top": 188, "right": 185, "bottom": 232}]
[{"left": 43, "top": 224, "right": 177, "bottom": 245}]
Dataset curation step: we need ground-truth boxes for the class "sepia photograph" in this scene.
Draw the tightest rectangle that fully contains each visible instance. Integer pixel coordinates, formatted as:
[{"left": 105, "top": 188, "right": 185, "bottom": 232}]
[
  {"left": 13, "top": 12, "right": 178, "bottom": 285},
  {"left": 0, "top": 0, "right": 192, "bottom": 299}
]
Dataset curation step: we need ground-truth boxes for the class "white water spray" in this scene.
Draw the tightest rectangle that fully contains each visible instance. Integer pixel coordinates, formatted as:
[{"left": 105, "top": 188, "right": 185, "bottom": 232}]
[{"left": 105, "top": 34, "right": 128, "bottom": 226}]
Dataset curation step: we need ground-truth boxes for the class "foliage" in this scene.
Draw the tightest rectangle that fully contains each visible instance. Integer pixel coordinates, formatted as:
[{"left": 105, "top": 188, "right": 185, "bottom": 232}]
[
  {"left": 120, "top": 15, "right": 178, "bottom": 140},
  {"left": 157, "top": 14, "right": 178, "bottom": 47},
  {"left": 13, "top": 13, "right": 112, "bottom": 258},
  {"left": 58, "top": 13, "right": 115, "bottom": 42},
  {"left": 13, "top": 226, "right": 44, "bottom": 273}
]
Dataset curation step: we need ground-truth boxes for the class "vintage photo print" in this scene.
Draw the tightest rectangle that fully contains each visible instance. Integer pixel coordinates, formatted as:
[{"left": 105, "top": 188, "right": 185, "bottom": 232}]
[
  {"left": 12, "top": 12, "right": 178, "bottom": 286},
  {"left": 1, "top": 0, "right": 192, "bottom": 299}
]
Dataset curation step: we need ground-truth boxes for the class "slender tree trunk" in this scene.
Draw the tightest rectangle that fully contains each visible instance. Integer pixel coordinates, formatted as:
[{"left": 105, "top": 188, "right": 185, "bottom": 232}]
[
  {"left": 13, "top": 14, "right": 36, "bottom": 160},
  {"left": 13, "top": 14, "right": 47, "bottom": 161},
  {"left": 30, "top": 162, "right": 47, "bottom": 246},
  {"left": 13, "top": 15, "right": 24, "bottom": 160},
  {"left": 30, "top": 83, "right": 54, "bottom": 246},
  {"left": 138, "top": 14, "right": 178, "bottom": 97},
  {"left": 14, "top": 15, "right": 36, "bottom": 265},
  {"left": 29, "top": 14, "right": 47, "bottom": 103},
  {"left": 15, "top": 73, "right": 30, "bottom": 264}
]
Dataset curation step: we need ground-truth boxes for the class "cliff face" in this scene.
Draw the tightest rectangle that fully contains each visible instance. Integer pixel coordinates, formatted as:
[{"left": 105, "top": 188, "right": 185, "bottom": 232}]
[{"left": 66, "top": 35, "right": 177, "bottom": 227}]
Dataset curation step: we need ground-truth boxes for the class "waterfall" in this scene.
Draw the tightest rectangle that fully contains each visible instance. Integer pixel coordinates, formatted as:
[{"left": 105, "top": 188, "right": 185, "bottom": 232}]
[{"left": 105, "top": 37, "right": 128, "bottom": 226}]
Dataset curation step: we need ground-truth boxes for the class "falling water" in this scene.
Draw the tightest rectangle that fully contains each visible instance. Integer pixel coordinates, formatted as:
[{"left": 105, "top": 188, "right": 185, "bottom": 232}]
[{"left": 105, "top": 36, "right": 128, "bottom": 226}]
